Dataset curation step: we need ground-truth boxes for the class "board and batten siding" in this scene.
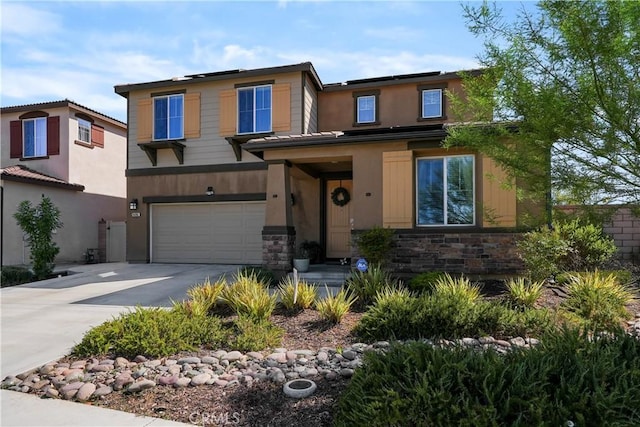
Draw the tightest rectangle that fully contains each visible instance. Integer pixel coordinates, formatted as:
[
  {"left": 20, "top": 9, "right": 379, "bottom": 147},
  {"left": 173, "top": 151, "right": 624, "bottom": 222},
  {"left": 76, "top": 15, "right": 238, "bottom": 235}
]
[
  {"left": 128, "top": 73, "right": 303, "bottom": 170},
  {"left": 382, "top": 150, "right": 414, "bottom": 228},
  {"left": 481, "top": 155, "right": 517, "bottom": 227},
  {"left": 303, "top": 75, "right": 318, "bottom": 134}
]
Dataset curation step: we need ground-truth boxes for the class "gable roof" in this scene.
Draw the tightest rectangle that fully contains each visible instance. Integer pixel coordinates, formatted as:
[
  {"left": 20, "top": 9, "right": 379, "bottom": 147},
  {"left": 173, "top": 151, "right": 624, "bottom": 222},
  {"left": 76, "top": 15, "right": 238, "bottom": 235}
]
[
  {"left": 0, "top": 99, "right": 126, "bottom": 128},
  {"left": 1, "top": 165, "right": 85, "bottom": 191}
]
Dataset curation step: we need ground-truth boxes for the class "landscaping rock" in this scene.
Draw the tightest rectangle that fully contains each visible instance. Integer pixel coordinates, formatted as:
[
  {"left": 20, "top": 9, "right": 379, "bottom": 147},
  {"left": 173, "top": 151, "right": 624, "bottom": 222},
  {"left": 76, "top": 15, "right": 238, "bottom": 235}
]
[{"left": 76, "top": 383, "right": 96, "bottom": 402}]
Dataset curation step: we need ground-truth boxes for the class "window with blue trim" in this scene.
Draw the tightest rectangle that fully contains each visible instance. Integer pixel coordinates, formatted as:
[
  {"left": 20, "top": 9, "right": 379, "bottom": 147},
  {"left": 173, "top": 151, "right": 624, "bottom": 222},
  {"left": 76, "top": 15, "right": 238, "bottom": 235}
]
[
  {"left": 417, "top": 155, "right": 475, "bottom": 225},
  {"left": 238, "top": 85, "right": 271, "bottom": 134},
  {"left": 23, "top": 117, "right": 47, "bottom": 157},
  {"left": 153, "top": 94, "right": 184, "bottom": 140}
]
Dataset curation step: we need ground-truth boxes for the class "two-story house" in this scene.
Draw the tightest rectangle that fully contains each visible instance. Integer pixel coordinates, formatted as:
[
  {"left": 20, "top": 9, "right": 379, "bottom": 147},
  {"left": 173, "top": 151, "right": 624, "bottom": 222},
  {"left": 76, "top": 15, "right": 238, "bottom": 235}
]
[
  {"left": 115, "top": 62, "right": 543, "bottom": 276},
  {"left": 1, "top": 100, "right": 127, "bottom": 266}
]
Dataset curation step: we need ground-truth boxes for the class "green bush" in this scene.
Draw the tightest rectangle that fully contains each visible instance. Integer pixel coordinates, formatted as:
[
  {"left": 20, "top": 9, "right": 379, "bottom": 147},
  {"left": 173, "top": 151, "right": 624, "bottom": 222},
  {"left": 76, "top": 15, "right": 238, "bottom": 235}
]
[
  {"left": 219, "top": 270, "right": 277, "bottom": 321},
  {"left": 230, "top": 316, "right": 283, "bottom": 352},
  {"left": 336, "top": 329, "right": 640, "bottom": 426},
  {"left": 276, "top": 276, "right": 318, "bottom": 311},
  {"left": 432, "top": 274, "right": 481, "bottom": 305},
  {"left": 236, "top": 266, "right": 275, "bottom": 287},
  {"left": 505, "top": 277, "right": 545, "bottom": 310},
  {"left": 184, "top": 276, "right": 226, "bottom": 315},
  {"left": 72, "top": 307, "right": 227, "bottom": 358},
  {"left": 557, "top": 269, "right": 633, "bottom": 286},
  {"left": 1, "top": 266, "right": 34, "bottom": 287},
  {"left": 561, "top": 270, "right": 633, "bottom": 331},
  {"left": 315, "top": 287, "right": 357, "bottom": 324},
  {"left": 355, "top": 292, "right": 554, "bottom": 342},
  {"left": 354, "top": 226, "right": 395, "bottom": 266},
  {"left": 407, "top": 271, "right": 447, "bottom": 294},
  {"left": 517, "top": 219, "right": 617, "bottom": 280},
  {"left": 345, "top": 264, "right": 399, "bottom": 308}
]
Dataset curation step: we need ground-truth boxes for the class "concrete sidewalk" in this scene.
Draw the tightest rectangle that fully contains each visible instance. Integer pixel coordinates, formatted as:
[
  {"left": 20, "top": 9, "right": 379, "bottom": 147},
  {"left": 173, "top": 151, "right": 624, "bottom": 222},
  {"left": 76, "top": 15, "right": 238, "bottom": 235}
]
[{"left": 1, "top": 262, "right": 238, "bottom": 427}]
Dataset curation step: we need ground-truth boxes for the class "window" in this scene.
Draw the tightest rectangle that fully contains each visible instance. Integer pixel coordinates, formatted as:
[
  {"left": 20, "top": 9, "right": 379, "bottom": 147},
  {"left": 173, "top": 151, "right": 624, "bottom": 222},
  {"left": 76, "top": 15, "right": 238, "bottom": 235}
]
[
  {"left": 238, "top": 85, "right": 271, "bottom": 134},
  {"left": 357, "top": 95, "right": 376, "bottom": 123},
  {"left": 78, "top": 118, "right": 91, "bottom": 143},
  {"left": 23, "top": 117, "right": 47, "bottom": 158},
  {"left": 416, "top": 155, "right": 474, "bottom": 225},
  {"left": 153, "top": 94, "right": 184, "bottom": 140},
  {"left": 421, "top": 88, "right": 443, "bottom": 119}
]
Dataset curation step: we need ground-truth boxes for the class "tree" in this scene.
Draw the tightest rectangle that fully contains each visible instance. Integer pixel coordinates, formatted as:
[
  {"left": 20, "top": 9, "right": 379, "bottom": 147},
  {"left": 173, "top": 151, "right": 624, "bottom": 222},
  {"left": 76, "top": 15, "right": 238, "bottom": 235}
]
[
  {"left": 14, "top": 196, "right": 63, "bottom": 280},
  {"left": 446, "top": 0, "right": 640, "bottom": 213}
]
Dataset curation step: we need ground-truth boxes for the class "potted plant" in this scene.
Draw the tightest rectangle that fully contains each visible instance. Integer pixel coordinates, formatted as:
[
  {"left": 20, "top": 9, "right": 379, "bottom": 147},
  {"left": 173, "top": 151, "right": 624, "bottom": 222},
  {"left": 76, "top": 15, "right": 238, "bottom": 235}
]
[
  {"left": 300, "top": 240, "right": 323, "bottom": 264},
  {"left": 293, "top": 245, "right": 310, "bottom": 272}
]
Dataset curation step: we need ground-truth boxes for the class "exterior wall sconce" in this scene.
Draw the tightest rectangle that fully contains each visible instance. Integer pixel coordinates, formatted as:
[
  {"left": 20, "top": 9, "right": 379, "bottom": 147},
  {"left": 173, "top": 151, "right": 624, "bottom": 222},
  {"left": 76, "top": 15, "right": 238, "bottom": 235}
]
[
  {"left": 206, "top": 186, "right": 215, "bottom": 196},
  {"left": 129, "top": 199, "right": 138, "bottom": 210}
]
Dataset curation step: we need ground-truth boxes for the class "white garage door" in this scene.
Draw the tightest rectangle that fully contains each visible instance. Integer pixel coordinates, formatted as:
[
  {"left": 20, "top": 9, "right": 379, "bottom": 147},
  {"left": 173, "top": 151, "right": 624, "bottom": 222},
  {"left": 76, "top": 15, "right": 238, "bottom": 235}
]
[{"left": 151, "top": 202, "right": 265, "bottom": 264}]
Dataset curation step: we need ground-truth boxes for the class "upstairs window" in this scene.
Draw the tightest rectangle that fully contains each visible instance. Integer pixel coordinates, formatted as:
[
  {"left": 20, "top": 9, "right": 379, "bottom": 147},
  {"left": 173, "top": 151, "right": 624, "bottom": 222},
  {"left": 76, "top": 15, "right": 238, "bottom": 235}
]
[
  {"left": 78, "top": 118, "right": 91, "bottom": 143},
  {"left": 421, "top": 88, "right": 443, "bottom": 119},
  {"left": 153, "top": 94, "right": 184, "bottom": 140},
  {"left": 23, "top": 117, "right": 47, "bottom": 158},
  {"left": 357, "top": 95, "right": 376, "bottom": 124},
  {"left": 416, "top": 155, "right": 475, "bottom": 226},
  {"left": 238, "top": 85, "right": 271, "bottom": 134}
]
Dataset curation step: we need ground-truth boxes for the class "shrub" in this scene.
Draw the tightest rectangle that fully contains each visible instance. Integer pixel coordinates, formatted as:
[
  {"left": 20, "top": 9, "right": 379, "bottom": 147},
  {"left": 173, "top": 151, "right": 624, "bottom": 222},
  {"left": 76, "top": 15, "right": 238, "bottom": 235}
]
[
  {"left": 354, "top": 226, "right": 395, "bottom": 266},
  {"left": 432, "top": 274, "right": 481, "bottom": 305},
  {"left": 505, "top": 277, "right": 545, "bottom": 310},
  {"left": 236, "top": 266, "right": 275, "bottom": 287},
  {"left": 1, "top": 266, "right": 34, "bottom": 287},
  {"left": 561, "top": 270, "right": 633, "bottom": 331},
  {"left": 184, "top": 276, "right": 226, "bottom": 315},
  {"left": 345, "top": 264, "right": 399, "bottom": 308},
  {"left": 231, "top": 316, "right": 283, "bottom": 352},
  {"left": 335, "top": 329, "right": 640, "bottom": 426},
  {"left": 517, "top": 219, "right": 617, "bottom": 280},
  {"left": 219, "top": 270, "right": 277, "bottom": 321},
  {"left": 276, "top": 276, "right": 318, "bottom": 311},
  {"left": 407, "top": 271, "right": 447, "bottom": 294},
  {"left": 557, "top": 269, "right": 633, "bottom": 286},
  {"left": 72, "top": 307, "right": 227, "bottom": 358},
  {"left": 315, "top": 287, "right": 357, "bottom": 324}
]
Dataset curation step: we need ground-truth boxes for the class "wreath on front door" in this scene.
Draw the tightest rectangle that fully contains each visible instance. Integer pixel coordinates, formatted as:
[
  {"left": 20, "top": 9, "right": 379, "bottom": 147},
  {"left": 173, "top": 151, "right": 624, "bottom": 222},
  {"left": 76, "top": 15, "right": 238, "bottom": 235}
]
[{"left": 331, "top": 186, "right": 351, "bottom": 207}]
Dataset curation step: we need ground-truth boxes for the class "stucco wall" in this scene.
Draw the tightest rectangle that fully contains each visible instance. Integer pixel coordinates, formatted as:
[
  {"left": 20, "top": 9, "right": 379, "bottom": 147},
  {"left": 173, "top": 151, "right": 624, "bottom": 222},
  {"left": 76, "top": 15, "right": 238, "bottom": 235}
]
[{"left": 1, "top": 181, "right": 126, "bottom": 266}]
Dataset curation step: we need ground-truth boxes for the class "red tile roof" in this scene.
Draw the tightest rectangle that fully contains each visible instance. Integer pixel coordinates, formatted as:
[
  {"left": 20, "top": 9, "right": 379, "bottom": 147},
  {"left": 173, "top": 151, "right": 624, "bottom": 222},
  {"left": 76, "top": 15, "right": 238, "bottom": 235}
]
[{"left": 1, "top": 165, "right": 84, "bottom": 191}]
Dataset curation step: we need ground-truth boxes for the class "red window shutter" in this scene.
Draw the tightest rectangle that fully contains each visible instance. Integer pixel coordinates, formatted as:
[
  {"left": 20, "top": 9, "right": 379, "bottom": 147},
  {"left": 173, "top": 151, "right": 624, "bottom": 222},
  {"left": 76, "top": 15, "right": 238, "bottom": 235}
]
[
  {"left": 47, "top": 116, "right": 60, "bottom": 155},
  {"left": 10, "top": 120, "right": 22, "bottom": 158},
  {"left": 91, "top": 124, "right": 104, "bottom": 148}
]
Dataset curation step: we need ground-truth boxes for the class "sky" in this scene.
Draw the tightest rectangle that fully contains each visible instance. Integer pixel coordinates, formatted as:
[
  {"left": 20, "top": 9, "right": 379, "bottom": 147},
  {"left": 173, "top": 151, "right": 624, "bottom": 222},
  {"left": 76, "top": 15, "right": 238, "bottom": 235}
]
[{"left": 1, "top": 0, "right": 538, "bottom": 123}]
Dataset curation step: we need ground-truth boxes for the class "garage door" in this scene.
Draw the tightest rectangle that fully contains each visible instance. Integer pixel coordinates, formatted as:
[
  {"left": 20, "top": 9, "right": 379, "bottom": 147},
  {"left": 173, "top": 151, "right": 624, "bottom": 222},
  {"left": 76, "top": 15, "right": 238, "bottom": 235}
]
[{"left": 151, "top": 202, "right": 265, "bottom": 264}]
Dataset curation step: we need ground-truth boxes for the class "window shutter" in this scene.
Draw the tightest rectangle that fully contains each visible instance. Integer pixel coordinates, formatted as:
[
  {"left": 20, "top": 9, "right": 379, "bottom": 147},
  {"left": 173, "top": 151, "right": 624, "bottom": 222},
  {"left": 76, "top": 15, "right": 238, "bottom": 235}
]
[
  {"left": 219, "top": 89, "right": 236, "bottom": 136},
  {"left": 137, "top": 98, "right": 153, "bottom": 141},
  {"left": 382, "top": 151, "right": 414, "bottom": 228},
  {"left": 184, "top": 92, "right": 201, "bottom": 139},
  {"left": 10, "top": 120, "right": 22, "bottom": 158},
  {"left": 481, "top": 155, "right": 516, "bottom": 227},
  {"left": 272, "top": 83, "right": 291, "bottom": 132},
  {"left": 91, "top": 124, "right": 105, "bottom": 148},
  {"left": 47, "top": 116, "right": 60, "bottom": 156}
]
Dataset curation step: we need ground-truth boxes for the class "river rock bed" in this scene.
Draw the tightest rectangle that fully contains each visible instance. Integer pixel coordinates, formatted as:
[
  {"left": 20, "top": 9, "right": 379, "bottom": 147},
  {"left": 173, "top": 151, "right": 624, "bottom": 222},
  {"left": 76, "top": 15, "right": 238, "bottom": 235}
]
[{"left": 1, "top": 336, "right": 541, "bottom": 402}]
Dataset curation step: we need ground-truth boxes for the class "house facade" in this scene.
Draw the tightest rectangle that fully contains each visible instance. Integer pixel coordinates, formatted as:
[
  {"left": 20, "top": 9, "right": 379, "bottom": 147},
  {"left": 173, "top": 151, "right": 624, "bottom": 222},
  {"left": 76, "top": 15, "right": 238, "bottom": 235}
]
[
  {"left": 115, "top": 62, "right": 542, "bottom": 276},
  {"left": 1, "top": 100, "right": 127, "bottom": 266}
]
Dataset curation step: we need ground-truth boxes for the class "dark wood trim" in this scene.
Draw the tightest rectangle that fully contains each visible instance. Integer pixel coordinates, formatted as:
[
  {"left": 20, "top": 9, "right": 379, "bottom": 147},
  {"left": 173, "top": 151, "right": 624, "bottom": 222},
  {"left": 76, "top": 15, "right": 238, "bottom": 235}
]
[
  {"left": 417, "top": 84, "right": 447, "bottom": 121},
  {"left": 19, "top": 156, "right": 50, "bottom": 161},
  {"left": 143, "top": 193, "right": 266, "bottom": 204},
  {"left": 1, "top": 174, "right": 85, "bottom": 191},
  {"left": 19, "top": 111, "right": 49, "bottom": 119},
  {"left": 126, "top": 162, "right": 268, "bottom": 177},
  {"left": 408, "top": 140, "right": 445, "bottom": 150},
  {"left": 294, "top": 163, "right": 320, "bottom": 179},
  {"left": 262, "top": 225, "right": 296, "bottom": 236},
  {"left": 74, "top": 140, "right": 95, "bottom": 149},
  {"left": 319, "top": 171, "right": 353, "bottom": 180},
  {"left": 137, "top": 140, "right": 186, "bottom": 166},
  {"left": 353, "top": 90, "right": 380, "bottom": 126},
  {"left": 75, "top": 113, "right": 94, "bottom": 123},
  {"left": 234, "top": 80, "right": 275, "bottom": 89}
]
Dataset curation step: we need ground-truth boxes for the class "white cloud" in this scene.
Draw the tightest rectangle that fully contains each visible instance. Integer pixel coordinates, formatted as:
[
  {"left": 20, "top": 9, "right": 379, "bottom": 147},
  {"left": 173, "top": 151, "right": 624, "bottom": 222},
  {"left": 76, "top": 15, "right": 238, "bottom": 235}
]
[{"left": 1, "top": 3, "right": 61, "bottom": 37}]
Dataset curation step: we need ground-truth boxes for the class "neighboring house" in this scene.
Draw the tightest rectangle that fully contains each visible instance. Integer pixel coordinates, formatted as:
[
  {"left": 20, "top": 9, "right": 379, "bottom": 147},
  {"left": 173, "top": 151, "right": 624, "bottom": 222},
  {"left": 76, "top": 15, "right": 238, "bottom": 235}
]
[
  {"left": 1, "top": 100, "right": 127, "bottom": 266},
  {"left": 115, "top": 62, "right": 544, "bottom": 276}
]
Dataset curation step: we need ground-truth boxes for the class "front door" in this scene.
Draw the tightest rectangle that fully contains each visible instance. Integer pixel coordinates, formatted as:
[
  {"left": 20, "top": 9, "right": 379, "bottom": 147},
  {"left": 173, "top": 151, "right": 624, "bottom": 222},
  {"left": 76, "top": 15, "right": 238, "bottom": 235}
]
[{"left": 326, "top": 180, "right": 352, "bottom": 259}]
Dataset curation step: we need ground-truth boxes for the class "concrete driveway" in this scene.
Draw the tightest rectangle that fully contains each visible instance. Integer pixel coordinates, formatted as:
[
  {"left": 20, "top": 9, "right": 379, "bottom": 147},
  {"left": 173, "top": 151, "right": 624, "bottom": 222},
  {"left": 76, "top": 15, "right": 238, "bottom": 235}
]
[{"left": 1, "top": 262, "right": 240, "bottom": 378}]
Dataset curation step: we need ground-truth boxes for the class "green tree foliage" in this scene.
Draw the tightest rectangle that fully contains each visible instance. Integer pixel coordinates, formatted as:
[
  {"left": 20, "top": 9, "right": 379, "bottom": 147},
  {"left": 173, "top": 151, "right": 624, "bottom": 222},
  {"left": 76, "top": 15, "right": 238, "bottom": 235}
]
[
  {"left": 14, "top": 196, "right": 63, "bottom": 279},
  {"left": 447, "top": 1, "right": 640, "bottom": 207}
]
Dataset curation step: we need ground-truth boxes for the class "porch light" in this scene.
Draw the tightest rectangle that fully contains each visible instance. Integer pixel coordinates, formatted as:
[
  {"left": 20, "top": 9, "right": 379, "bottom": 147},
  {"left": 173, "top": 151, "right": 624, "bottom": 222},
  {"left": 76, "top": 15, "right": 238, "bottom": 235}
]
[
  {"left": 206, "top": 186, "right": 215, "bottom": 196},
  {"left": 129, "top": 199, "right": 138, "bottom": 210}
]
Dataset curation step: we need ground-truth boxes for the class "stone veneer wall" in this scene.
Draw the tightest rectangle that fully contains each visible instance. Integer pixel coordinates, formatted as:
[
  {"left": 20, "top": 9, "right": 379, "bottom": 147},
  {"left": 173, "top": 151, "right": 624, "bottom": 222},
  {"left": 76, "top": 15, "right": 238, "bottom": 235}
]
[
  {"left": 352, "top": 230, "right": 525, "bottom": 278},
  {"left": 262, "top": 231, "right": 295, "bottom": 275}
]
